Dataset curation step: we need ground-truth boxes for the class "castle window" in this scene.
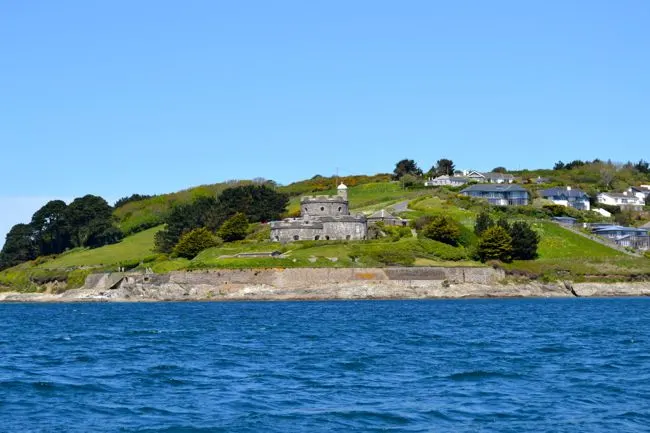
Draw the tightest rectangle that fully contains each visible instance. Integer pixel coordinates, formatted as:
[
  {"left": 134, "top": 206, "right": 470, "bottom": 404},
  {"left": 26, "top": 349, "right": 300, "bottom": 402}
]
[
  {"left": 304, "top": 207, "right": 308, "bottom": 212},
  {"left": 346, "top": 235, "right": 351, "bottom": 240},
  {"left": 315, "top": 235, "right": 320, "bottom": 240},
  {"left": 320, "top": 207, "right": 324, "bottom": 211},
  {"left": 325, "top": 236, "right": 330, "bottom": 240},
  {"left": 338, "top": 207, "right": 342, "bottom": 212},
  {"left": 275, "top": 236, "right": 279, "bottom": 241},
  {"left": 293, "top": 235, "right": 299, "bottom": 241}
]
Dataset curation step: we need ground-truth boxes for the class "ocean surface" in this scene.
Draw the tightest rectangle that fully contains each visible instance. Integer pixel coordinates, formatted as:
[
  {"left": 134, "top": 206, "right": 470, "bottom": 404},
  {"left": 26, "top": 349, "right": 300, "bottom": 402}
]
[{"left": 1, "top": 299, "right": 650, "bottom": 432}]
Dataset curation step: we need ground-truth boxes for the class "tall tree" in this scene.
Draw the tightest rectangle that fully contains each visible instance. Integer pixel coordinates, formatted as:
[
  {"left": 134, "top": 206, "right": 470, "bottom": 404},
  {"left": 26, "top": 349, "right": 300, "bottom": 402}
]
[
  {"left": 509, "top": 221, "right": 539, "bottom": 260},
  {"left": 0, "top": 224, "right": 38, "bottom": 270},
  {"left": 434, "top": 159, "right": 455, "bottom": 176},
  {"left": 474, "top": 212, "right": 493, "bottom": 236},
  {"left": 31, "top": 200, "right": 70, "bottom": 255},
  {"left": 634, "top": 159, "right": 650, "bottom": 174},
  {"left": 65, "top": 195, "right": 117, "bottom": 248},
  {"left": 393, "top": 159, "right": 422, "bottom": 179},
  {"left": 477, "top": 226, "right": 513, "bottom": 263},
  {"left": 217, "top": 185, "right": 289, "bottom": 222},
  {"left": 492, "top": 166, "right": 507, "bottom": 173},
  {"left": 553, "top": 161, "right": 565, "bottom": 170}
]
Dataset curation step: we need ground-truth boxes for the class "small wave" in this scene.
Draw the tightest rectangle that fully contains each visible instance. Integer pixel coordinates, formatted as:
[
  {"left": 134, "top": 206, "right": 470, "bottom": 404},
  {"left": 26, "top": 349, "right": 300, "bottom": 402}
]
[
  {"left": 447, "top": 370, "right": 520, "bottom": 381},
  {"left": 126, "top": 329, "right": 161, "bottom": 336}
]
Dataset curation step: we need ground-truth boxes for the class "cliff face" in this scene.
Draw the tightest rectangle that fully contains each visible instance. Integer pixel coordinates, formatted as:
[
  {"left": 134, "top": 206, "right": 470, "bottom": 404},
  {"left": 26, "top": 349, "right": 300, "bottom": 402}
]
[{"left": 1, "top": 266, "right": 649, "bottom": 302}]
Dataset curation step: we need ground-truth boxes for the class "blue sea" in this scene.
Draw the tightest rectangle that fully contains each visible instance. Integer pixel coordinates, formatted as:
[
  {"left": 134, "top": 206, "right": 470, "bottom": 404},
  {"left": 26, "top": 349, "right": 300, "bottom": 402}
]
[{"left": 1, "top": 299, "right": 650, "bottom": 432}]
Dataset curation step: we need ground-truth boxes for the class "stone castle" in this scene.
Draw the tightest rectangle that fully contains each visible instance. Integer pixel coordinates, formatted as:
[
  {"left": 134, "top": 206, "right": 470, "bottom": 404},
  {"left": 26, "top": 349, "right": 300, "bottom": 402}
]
[{"left": 270, "top": 184, "right": 367, "bottom": 242}]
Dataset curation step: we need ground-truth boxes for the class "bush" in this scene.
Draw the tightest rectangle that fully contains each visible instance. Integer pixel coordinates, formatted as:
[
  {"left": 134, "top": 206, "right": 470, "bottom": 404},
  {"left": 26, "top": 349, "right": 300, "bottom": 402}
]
[
  {"left": 477, "top": 226, "right": 513, "bottom": 263},
  {"left": 173, "top": 228, "right": 222, "bottom": 259},
  {"left": 217, "top": 213, "right": 249, "bottom": 242},
  {"left": 415, "top": 238, "right": 468, "bottom": 261},
  {"left": 474, "top": 212, "right": 493, "bottom": 236},
  {"left": 509, "top": 221, "right": 540, "bottom": 260},
  {"left": 421, "top": 215, "right": 461, "bottom": 246}
]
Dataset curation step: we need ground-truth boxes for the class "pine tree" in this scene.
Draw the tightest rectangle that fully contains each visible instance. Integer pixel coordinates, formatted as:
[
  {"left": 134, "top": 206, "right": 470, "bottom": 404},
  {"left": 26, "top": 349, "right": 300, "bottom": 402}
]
[
  {"left": 474, "top": 212, "right": 493, "bottom": 236},
  {"left": 509, "top": 221, "right": 540, "bottom": 260},
  {"left": 477, "top": 226, "right": 513, "bottom": 262},
  {"left": 422, "top": 215, "right": 461, "bottom": 246}
]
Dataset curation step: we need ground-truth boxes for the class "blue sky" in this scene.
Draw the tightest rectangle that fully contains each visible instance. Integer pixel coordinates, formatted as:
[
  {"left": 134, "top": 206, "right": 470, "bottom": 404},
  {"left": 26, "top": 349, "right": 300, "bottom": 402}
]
[{"left": 1, "top": 0, "right": 649, "bottom": 244}]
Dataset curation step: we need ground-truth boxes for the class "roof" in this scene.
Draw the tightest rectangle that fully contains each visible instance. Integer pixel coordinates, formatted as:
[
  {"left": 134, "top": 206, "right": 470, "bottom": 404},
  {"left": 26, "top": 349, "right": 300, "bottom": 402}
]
[
  {"left": 483, "top": 172, "right": 515, "bottom": 179},
  {"left": 461, "top": 184, "right": 528, "bottom": 193},
  {"left": 553, "top": 216, "right": 577, "bottom": 222},
  {"left": 598, "top": 192, "right": 642, "bottom": 200},
  {"left": 368, "top": 209, "right": 399, "bottom": 219},
  {"left": 540, "top": 187, "right": 589, "bottom": 198},
  {"left": 592, "top": 225, "right": 648, "bottom": 234},
  {"left": 337, "top": 183, "right": 348, "bottom": 190},
  {"left": 429, "top": 175, "right": 468, "bottom": 182}
]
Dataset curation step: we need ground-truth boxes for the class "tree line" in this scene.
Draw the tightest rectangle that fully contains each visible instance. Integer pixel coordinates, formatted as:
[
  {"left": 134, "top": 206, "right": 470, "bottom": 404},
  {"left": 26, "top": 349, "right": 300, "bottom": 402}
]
[
  {"left": 0, "top": 195, "right": 121, "bottom": 270},
  {"left": 154, "top": 184, "right": 289, "bottom": 256}
]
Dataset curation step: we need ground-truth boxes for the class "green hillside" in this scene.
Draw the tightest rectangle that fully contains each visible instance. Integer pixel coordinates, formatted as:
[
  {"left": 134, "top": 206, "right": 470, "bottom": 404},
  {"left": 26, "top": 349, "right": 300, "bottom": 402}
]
[{"left": 3, "top": 168, "right": 650, "bottom": 293}]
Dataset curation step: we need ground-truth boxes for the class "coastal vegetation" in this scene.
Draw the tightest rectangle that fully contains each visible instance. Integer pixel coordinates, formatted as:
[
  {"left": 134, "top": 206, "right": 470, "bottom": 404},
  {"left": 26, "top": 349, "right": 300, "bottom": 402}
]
[{"left": 2, "top": 158, "right": 650, "bottom": 293}]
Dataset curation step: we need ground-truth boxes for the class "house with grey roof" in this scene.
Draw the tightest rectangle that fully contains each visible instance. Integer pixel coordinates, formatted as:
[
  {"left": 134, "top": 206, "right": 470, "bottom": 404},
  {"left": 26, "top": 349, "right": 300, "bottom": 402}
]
[
  {"left": 424, "top": 175, "right": 468, "bottom": 187},
  {"left": 590, "top": 225, "right": 650, "bottom": 250},
  {"left": 597, "top": 191, "right": 645, "bottom": 211},
  {"left": 460, "top": 184, "right": 529, "bottom": 206},
  {"left": 539, "top": 186, "right": 590, "bottom": 210},
  {"left": 366, "top": 209, "right": 407, "bottom": 227},
  {"left": 460, "top": 170, "right": 515, "bottom": 184}
]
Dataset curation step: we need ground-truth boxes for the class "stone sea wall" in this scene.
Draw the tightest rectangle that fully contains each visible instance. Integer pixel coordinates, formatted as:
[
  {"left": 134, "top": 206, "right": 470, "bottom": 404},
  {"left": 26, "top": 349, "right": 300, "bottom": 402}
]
[{"left": 2, "top": 267, "right": 650, "bottom": 302}]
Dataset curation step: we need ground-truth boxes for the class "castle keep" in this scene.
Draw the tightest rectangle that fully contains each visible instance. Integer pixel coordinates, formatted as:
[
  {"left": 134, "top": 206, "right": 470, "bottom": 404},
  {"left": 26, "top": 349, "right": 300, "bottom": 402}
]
[{"left": 270, "top": 184, "right": 367, "bottom": 242}]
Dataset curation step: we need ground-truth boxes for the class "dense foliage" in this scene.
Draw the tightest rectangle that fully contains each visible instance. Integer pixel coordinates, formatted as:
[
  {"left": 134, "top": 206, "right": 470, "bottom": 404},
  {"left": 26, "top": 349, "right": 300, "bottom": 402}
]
[
  {"left": 173, "top": 228, "right": 222, "bottom": 259},
  {"left": 477, "top": 226, "right": 513, "bottom": 263},
  {"left": 217, "top": 213, "right": 249, "bottom": 242},
  {"left": 113, "top": 194, "right": 154, "bottom": 209},
  {"left": 421, "top": 215, "right": 461, "bottom": 246},
  {"left": 0, "top": 196, "right": 122, "bottom": 270},
  {"left": 154, "top": 185, "right": 288, "bottom": 253},
  {"left": 393, "top": 159, "right": 423, "bottom": 180}
]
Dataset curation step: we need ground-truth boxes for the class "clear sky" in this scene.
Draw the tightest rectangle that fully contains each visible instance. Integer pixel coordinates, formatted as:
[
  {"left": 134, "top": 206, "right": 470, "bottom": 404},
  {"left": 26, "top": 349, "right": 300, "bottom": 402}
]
[{"left": 1, "top": 0, "right": 649, "bottom": 245}]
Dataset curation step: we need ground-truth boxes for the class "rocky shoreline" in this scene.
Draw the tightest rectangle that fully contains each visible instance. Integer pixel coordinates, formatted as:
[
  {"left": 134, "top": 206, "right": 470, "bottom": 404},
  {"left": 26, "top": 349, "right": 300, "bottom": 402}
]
[{"left": 1, "top": 267, "right": 650, "bottom": 302}]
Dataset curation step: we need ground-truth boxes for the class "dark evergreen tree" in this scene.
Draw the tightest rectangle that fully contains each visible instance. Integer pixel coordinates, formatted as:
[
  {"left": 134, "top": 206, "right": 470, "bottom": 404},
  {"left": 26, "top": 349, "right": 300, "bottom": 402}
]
[
  {"left": 509, "top": 221, "right": 540, "bottom": 260},
  {"left": 477, "top": 226, "right": 513, "bottom": 263},
  {"left": 0, "top": 224, "right": 38, "bottom": 270},
  {"left": 496, "top": 216, "right": 511, "bottom": 232},
  {"left": 31, "top": 200, "right": 70, "bottom": 255},
  {"left": 65, "top": 195, "right": 117, "bottom": 248},
  {"left": 474, "top": 212, "right": 493, "bottom": 236},
  {"left": 216, "top": 185, "right": 289, "bottom": 223},
  {"left": 393, "top": 159, "right": 423, "bottom": 179}
]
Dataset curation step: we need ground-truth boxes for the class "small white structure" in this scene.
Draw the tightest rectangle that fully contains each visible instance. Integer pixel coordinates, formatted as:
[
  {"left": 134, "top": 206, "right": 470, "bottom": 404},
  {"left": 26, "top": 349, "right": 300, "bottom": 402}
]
[
  {"left": 592, "top": 208, "right": 612, "bottom": 218},
  {"left": 597, "top": 191, "right": 645, "bottom": 210}
]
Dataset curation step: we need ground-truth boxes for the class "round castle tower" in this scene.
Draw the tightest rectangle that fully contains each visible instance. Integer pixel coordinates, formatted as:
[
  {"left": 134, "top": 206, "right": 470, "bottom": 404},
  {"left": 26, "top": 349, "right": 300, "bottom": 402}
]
[{"left": 300, "top": 183, "right": 350, "bottom": 217}]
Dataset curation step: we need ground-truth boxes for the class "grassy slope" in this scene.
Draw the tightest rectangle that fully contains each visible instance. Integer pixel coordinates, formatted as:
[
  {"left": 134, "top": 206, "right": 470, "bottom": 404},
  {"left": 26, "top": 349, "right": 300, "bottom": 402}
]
[{"left": 4, "top": 182, "right": 649, "bottom": 292}]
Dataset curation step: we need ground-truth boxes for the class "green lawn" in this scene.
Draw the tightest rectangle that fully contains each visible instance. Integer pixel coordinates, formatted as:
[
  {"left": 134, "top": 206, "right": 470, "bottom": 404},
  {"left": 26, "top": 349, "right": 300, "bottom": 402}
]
[
  {"left": 533, "top": 222, "right": 623, "bottom": 259},
  {"left": 37, "top": 225, "right": 162, "bottom": 269}
]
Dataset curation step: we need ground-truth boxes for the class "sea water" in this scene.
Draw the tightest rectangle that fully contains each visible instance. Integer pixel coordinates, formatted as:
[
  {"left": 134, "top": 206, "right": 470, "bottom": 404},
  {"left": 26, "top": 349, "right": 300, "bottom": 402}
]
[{"left": 1, "top": 299, "right": 649, "bottom": 432}]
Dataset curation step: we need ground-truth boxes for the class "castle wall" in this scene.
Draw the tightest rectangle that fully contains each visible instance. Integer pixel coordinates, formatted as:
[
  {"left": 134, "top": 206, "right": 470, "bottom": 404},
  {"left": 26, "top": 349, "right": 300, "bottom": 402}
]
[
  {"left": 301, "top": 198, "right": 349, "bottom": 217},
  {"left": 270, "top": 226, "right": 324, "bottom": 242},
  {"left": 322, "top": 220, "right": 366, "bottom": 240}
]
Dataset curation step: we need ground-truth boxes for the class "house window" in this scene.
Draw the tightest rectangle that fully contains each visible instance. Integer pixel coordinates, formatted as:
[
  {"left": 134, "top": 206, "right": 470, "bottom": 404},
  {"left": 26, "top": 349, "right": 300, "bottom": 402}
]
[{"left": 293, "top": 235, "right": 299, "bottom": 241}]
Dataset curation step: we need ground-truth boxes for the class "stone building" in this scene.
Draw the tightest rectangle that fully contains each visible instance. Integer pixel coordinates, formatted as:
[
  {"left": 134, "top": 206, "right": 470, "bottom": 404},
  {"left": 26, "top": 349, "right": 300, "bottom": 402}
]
[
  {"left": 366, "top": 209, "right": 407, "bottom": 227},
  {"left": 270, "top": 184, "right": 367, "bottom": 242}
]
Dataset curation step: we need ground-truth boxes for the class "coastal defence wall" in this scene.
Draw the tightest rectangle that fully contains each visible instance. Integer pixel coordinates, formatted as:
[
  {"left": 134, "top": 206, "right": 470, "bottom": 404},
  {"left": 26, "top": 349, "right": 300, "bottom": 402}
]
[
  {"left": 69, "top": 266, "right": 577, "bottom": 301},
  {"left": 4, "top": 267, "right": 650, "bottom": 302}
]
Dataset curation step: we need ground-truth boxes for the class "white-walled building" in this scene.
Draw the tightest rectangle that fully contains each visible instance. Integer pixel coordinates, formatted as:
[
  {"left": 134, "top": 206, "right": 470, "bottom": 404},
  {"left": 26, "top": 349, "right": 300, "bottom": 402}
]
[
  {"left": 597, "top": 191, "right": 645, "bottom": 211},
  {"left": 539, "top": 186, "right": 590, "bottom": 210}
]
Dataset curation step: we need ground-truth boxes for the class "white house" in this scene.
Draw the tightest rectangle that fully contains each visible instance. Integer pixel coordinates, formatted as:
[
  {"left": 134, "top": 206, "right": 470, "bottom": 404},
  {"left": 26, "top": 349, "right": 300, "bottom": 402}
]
[
  {"left": 539, "top": 186, "right": 590, "bottom": 211},
  {"left": 424, "top": 175, "right": 468, "bottom": 187},
  {"left": 597, "top": 191, "right": 645, "bottom": 211},
  {"left": 461, "top": 170, "right": 514, "bottom": 184}
]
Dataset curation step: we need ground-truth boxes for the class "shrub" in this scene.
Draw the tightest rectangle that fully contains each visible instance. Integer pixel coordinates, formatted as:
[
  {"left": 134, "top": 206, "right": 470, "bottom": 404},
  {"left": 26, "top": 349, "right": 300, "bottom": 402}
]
[
  {"left": 415, "top": 238, "right": 468, "bottom": 261},
  {"left": 421, "top": 215, "right": 461, "bottom": 246},
  {"left": 474, "top": 211, "right": 493, "bottom": 236},
  {"left": 477, "top": 226, "right": 513, "bottom": 263},
  {"left": 173, "top": 228, "right": 222, "bottom": 259},
  {"left": 509, "top": 221, "right": 540, "bottom": 260},
  {"left": 217, "top": 213, "right": 249, "bottom": 242}
]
